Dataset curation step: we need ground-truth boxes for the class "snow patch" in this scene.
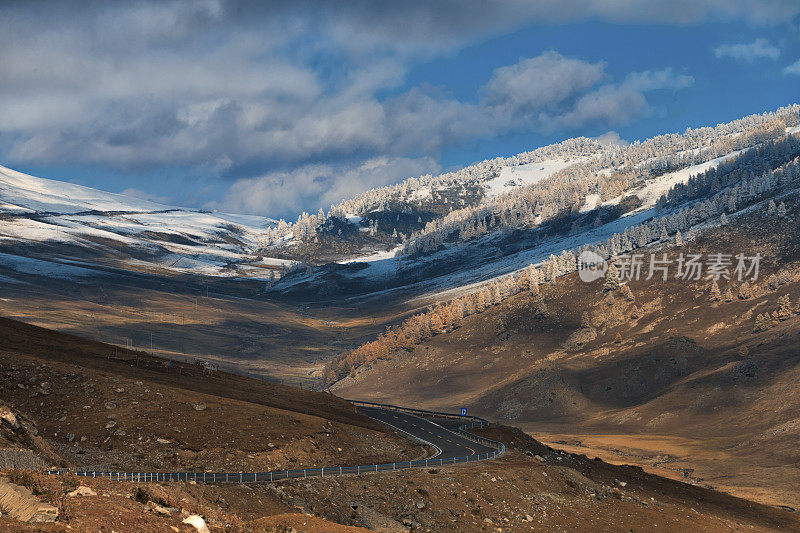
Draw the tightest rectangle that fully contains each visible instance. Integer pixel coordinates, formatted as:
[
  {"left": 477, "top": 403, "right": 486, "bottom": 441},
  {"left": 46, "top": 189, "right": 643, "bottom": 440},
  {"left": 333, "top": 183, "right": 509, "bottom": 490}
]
[
  {"left": 580, "top": 194, "right": 602, "bottom": 213},
  {"left": 483, "top": 159, "right": 578, "bottom": 198}
]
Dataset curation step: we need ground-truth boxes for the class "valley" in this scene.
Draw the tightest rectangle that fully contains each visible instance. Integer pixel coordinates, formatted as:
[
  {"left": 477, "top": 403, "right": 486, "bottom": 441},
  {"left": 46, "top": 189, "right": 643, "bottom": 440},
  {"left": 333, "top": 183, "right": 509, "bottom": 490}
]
[{"left": 1, "top": 104, "right": 800, "bottom": 531}]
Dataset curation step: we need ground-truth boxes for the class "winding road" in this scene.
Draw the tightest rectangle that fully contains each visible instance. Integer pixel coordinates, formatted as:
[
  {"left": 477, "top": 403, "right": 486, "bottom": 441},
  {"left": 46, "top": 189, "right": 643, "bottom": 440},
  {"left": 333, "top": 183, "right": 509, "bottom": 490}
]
[
  {"left": 359, "top": 406, "right": 497, "bottom": 460},
  {"left": 47, "top": 401, "right": 504, "bottom": 483}
]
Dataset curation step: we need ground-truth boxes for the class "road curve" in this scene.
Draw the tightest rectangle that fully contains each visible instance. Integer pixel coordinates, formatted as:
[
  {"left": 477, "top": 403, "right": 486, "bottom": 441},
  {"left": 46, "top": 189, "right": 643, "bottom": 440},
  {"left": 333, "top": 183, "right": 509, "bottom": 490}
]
[
  {"left": 46, "top": 401, "right": 504, "bottom": 483},
  {"left": 359, "top": 406, "right": 497, "bottom": 459}
]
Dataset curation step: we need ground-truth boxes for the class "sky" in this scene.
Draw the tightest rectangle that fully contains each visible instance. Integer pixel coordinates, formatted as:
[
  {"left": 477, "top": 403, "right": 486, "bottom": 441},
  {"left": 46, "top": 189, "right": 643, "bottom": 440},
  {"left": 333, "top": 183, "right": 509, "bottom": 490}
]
[{"left": 1, "top": 1, "right": 799, "bottom": 219}]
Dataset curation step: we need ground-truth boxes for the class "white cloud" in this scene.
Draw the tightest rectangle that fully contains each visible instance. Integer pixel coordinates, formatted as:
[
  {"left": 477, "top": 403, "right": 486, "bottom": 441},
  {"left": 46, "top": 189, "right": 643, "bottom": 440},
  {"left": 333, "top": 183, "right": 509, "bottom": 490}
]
[
  {"left": 482, "top": 52, "right": 607, "bottom": 118},
  {"left": 594, "top": 131, "right": 628, "bottom": 147},
  {"left": 212, "top": 156, "right": 441, "bottom": 217},
  {"left": 714, "top": 38, "right": 780, "bottom": 62},
  {"left": 0, "top": 1, "right": 709, "bottom": 216},
  {"left": 784, "top": 59, "right": 800, "bottom": 75}
]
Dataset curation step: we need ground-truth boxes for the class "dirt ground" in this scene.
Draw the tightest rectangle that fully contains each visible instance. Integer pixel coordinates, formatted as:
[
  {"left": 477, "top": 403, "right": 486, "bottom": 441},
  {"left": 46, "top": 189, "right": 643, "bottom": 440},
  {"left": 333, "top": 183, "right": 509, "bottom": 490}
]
[
  {"left": 238, "top": 426, "right": 800, "bottom": 532},
  {"left": 531, "top": 432, "right": 800, "bottom": 513},
  {"left": 5, "top": 425, "right": 796, "bottom": 533},
  {"left": 0, "top": 317, "right": 424, "bottom": 474}
]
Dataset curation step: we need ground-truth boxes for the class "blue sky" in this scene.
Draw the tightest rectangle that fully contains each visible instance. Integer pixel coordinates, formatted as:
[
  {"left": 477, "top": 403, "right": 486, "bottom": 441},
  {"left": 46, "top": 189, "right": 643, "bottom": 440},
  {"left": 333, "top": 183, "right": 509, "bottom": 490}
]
[{"left": 1, "top": 1, "right": 799, "bottom": 219}]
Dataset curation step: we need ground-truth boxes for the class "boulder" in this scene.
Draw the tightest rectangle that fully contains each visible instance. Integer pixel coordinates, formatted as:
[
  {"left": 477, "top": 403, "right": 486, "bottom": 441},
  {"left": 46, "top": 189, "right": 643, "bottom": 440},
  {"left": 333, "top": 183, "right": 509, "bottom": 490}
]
[
  {"left": 183, "top": 514, "right": 211, "bottom": 533},
  {"left": 67, "top": 486, "right": 97, "bottom": 497}
]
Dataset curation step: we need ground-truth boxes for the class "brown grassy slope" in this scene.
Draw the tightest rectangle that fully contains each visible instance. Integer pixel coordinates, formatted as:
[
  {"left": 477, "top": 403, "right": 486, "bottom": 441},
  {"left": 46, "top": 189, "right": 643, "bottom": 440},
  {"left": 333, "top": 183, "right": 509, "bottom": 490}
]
[
  {"left": 333, "top": 197, "right": 800, "bottom": 508},
  {"left": 0, "top": 317, "right": 424, "bottom": 473},
  {"left": 0, "top": 316, "right": 374, "bottom": 429},
  {"left": 0, "top": 269, "right": 415, "bottom": 387},
  {"left": 267, "top": 425, "right": 800, "bottom": 532}
]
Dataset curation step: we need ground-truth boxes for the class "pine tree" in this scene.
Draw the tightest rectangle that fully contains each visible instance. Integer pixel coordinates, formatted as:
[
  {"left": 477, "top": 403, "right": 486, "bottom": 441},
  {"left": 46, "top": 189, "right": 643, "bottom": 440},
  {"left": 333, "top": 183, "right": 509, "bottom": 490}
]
[
  {"left": 753, "top": 313, "right": 769, "bottom": 332},
  {"left": 495, "top": 315, "right": 507, "bottom": 335},
  {"left": 768, "top": 199, "right": 777, "bottom": 215},
  {"left": 720, "top": 213, "right": 728, "bottom": 225},
  {"left": 777, "top": 201, "right": 787, "bottom": 218},
  {"left": 603, "top": 263, "right": 621, "bottom": 292},
  {"left": 753, "top": 313, "right": 776, "bottom": 333},
  {"left": 709, "top": 279, "right": 722, "bottom": 302},
  {"left": 776, "top": 295, "right": 793, "bottom": 320},
  {"left": 737, "top": 282, "right": 752, "bottom": 300},
  {"left": 620, "top": 284, "right": 634, "bottom": 302},
  {"left": 723, "top": 288, "right": 734, "bottom": 302},
  {"left": 614, "top": 332, "right": 623, "bottom": 344},
  {"left": 533, "top": 295, "right": 549, "bottom": 319},
  {"left": 675, "top": 230, "right": 683, "bottom": 247}
]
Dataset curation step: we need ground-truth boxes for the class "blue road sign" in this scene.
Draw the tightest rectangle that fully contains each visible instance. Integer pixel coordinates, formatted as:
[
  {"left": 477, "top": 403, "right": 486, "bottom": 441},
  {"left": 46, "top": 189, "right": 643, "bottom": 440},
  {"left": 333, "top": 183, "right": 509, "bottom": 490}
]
[{"left": 460, "top": 408, "right": 467, "bottom": 416}]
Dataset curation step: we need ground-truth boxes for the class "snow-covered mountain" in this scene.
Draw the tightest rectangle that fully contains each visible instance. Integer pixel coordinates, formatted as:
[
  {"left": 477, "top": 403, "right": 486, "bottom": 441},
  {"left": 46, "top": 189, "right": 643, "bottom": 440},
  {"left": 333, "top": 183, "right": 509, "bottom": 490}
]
[
  {"left": 0, "top": 165, "right": 282, "bottom": 280},
  {"left": 1, "top": 104, "right": 798, "bottom": 294},
  {"left": 271, "top": 106, "right": 800, "bottom": 302}
]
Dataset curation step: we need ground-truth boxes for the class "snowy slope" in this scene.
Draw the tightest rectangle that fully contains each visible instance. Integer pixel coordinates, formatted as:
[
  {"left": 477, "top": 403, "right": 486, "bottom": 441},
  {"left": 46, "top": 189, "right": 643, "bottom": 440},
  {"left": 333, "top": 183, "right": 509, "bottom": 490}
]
[
  {"left": 482, "top": 158, "right": 578, "bottom": 198},
  {"left": 0, "top": 165, "right": 280, "bottom": 280},
  {"left": 0, "top": 165, "right": 170, "bottom": 214},
  {"left": 628, "top": 150, "right": 744, "bottom": 212}
]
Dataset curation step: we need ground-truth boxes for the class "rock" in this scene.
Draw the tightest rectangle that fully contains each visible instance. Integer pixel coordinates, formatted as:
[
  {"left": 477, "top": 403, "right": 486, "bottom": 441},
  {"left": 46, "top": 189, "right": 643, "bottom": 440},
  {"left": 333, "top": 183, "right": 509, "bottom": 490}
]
[
  {"left": 0, "top": 406, "right": 20, "bottom": 429},
  {"left": 149, "top": 503, "right": 173, "bottom": 516},
  {"left": 104, "top": 402, "right": 117, "bottom": 410},
  {"left": 533, "top": 455, "right": 546, "bottom": 463},
  {"left": 115, "top": 388, "right": 125, "bottom": 393},
  {"left": 416, "top": 500, "right": 426, "bottom": 509},
  {"left": 114, "top": 430, "right": 127, "bottom": 436},
  {"left": 67, "top": 433, "right": 75, "bottom": 442},
  {"left": 183, "top": 514, "right": 211, "bottom": 533},
  {"left": 67, "top": 486, "right": 96, "bottom": 497},
  {"left": 156, "top": 438, "right": 171, "bottom": 444},
  {"left": 105, "top": 421, "right": 117, "bottom": 429},
  {"left": 40, "top": 382, "right": 50, "bottom": 390},
  {"left": 524, "top": 514, "right": 534, "bottom": 522},
  {"left": 0, "top": 477, "right": 59, "bottom": 523},
  {"left": 192, "top": 403, "right": 207, "bottom": 411}
]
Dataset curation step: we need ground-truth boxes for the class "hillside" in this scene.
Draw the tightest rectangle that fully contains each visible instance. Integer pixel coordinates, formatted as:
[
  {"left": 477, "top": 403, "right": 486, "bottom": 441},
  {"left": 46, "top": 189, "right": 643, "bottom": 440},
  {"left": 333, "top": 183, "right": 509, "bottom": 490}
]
[
  {"left": 2, "top": 320, "right": 798, "bottom": 531},
  {"left": 332, "top": 192, "right": 800, "bottom": 510},
  {"left": 0, "top": 317, "right": 424, "bottom": 475},
  {"left": 0, "top": 165, "right": 288, "bottom": 280}
]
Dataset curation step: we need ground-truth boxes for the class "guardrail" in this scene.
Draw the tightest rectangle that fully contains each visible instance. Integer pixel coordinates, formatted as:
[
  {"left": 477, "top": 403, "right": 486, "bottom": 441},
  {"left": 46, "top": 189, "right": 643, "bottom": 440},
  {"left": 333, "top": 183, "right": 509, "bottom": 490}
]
[{"left": 46, "top": 400, "right": 504, "bottom": 483}]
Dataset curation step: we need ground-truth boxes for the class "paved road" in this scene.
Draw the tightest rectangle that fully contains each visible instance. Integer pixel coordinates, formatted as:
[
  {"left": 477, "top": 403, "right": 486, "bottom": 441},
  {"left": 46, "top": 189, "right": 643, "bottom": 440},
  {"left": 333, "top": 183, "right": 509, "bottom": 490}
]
[
  {"left": 360, "top": 406, "right": 497, "bottom": 459},
  {"left": 47, "top": 402, "right": 503, "bottom": 483}
]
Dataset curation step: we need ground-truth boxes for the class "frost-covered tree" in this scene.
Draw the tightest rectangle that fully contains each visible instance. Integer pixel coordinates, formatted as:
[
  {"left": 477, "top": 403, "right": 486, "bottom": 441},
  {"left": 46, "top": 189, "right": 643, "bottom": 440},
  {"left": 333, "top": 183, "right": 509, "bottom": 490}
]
[
  {"left": 603, "top": 263, "right": 621, "bottom": 292},
  {"left": 708, "top": 280, "right": 722, "bottom": 302}
]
